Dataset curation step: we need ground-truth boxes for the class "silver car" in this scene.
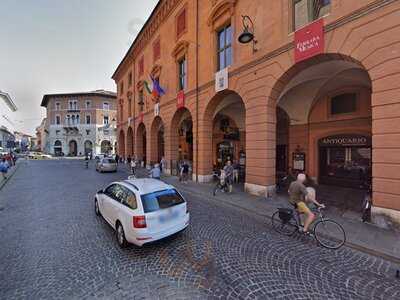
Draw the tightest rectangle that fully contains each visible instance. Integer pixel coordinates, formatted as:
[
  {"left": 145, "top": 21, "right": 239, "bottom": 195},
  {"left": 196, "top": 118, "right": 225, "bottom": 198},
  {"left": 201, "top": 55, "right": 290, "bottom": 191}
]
[{"left": 96, "top": 158, "right": 117, "bottom": 173}]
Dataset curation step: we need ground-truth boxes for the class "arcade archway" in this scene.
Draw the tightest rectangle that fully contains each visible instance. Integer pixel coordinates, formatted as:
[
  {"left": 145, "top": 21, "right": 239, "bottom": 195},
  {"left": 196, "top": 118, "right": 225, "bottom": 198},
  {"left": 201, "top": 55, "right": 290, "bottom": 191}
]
[
  {"left": 170, "top": 108, "right": 193, "bottom": 176},
  {"left": 118, "top": 130, "right": 125, "bottom": 158},
  {"left": 136, "top": 123, "right": 147, "bottom": 164},
  {"left": 150, "top": 116, "right": 165, "bottom": 165},
  {"left": 203, "top": 90, "right": 246, "bottom": 183},
  {"left": 126, "top": 127, "right": 134, "bottom": 159},
  {"left": 272, "top": 54, "right": 372, "bottom": 211}
]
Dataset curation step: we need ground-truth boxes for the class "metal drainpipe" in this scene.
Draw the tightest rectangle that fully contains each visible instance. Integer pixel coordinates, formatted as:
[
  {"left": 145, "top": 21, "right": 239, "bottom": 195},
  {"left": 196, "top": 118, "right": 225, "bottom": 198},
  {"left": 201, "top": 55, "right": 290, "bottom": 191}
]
[{"left": 195, "top": 0, "right": 199, "bottom": 183}]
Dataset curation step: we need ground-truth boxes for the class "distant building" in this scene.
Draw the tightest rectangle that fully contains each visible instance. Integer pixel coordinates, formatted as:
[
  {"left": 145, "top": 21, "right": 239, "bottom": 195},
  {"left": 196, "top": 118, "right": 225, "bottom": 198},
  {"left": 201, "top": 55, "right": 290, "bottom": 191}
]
[
  {"left": 40, "top": 90, "right": 117, "bottom": 156},
  {"left": 14, "top": 131, "right": 33, "bottom": 152},
  {"left": 0, "top": 90, "right": 17, "bottom": 151},
  {"left": 35, "top": 118, "right": 49, "bottom": 152},
  {"left": 0, "top": 126, "right": 15, "bottom": 152}
]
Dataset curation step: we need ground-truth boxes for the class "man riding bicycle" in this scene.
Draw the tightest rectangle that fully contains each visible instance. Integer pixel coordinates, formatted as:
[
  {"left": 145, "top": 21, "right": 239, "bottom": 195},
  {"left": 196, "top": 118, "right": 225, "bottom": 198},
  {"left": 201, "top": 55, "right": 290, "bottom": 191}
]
[{"left": 288, "top": 173, "right": 324, "bottom": 234}]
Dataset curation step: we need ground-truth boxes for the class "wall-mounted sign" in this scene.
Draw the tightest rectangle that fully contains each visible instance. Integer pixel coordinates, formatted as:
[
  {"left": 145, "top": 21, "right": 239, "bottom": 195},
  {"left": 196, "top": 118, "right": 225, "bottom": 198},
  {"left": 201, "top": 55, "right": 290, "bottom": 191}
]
[
  {"left": 292, "top": 152, "right": 306, "bottom": 171},
  {"left": 319, "top": 135, "right": 371, "bottom": 147},
  {"left": 177, "top": 90, "right": 185, "bottom": 108},
  {"left": 154, "top": 103, "right": 160, "bottom": 116},
  {"left": 215, "top": 67, "right": 228, "bottom": 92},
  {"left": 128, "top": 117, "right": 132, "bottom": 125},
  {"left": 294, "top": 18, "right": 324, "bottom": 63},
  {"left": 138, "top": 112, "right": 144, "bottom": 123}
]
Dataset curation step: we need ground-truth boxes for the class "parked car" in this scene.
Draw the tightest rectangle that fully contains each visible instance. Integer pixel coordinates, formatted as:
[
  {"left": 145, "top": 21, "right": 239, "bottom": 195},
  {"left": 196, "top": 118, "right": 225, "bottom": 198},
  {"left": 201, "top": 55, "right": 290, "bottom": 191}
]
[
  {"left": 94, "top": 178, "right": 189, "bottom": 247},
  {"left": 96, "top": 158, "right": 117, "bottom": 172}
]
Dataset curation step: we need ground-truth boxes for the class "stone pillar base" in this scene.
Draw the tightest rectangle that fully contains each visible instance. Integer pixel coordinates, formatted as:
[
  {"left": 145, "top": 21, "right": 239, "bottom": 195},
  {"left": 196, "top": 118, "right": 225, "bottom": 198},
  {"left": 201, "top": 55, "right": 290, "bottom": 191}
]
[
  {"left": 194, "top": 174, "right": 213, "bottom": 183},
  {"left": 371, "top": 206, "right": 400, "bottom": 231},
  {"left": 245, "top": 183, "right": 275, "bottom": 197}
]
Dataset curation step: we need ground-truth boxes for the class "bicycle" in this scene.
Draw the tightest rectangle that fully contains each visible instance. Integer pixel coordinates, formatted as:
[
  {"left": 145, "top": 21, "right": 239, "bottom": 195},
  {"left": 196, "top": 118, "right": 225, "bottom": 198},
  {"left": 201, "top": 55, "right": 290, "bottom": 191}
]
[
  {"left": 212, "top": 173, "right": 229, "bottom": 196},
  {"left": 271, "top": 205, "right": 346, "bottom": 249}
]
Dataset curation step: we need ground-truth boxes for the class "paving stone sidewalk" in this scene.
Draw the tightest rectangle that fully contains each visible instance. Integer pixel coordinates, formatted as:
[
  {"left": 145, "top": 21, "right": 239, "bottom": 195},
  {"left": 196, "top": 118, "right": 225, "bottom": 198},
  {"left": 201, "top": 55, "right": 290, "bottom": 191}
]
[{"left": 122, "top": 164, "right": 400, "bottom": 264}]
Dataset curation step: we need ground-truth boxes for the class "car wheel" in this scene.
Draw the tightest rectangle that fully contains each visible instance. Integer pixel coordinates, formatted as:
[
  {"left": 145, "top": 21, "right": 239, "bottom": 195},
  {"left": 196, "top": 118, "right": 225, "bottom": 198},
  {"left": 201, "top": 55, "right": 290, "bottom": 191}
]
[
  {"left": 95, "top": 198, "right": 101, "bottom": 216},
  {"left": 116, "top": 222, "right": 128, "bottom": 248}
]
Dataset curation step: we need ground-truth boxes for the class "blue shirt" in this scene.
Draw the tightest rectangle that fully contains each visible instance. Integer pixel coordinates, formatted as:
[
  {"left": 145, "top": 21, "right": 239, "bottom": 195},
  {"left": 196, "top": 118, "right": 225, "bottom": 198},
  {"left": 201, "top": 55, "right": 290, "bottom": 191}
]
[{"left": 150, "top": 167, "right": 161, "bottom": 179}]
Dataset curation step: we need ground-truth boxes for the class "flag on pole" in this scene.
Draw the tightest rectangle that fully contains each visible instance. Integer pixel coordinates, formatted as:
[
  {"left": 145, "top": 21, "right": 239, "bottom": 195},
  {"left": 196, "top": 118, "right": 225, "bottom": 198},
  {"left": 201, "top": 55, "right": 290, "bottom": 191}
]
[
  {"left": 313, "top": 0, "right": 330, "bottom": 20},
  {"left": 143, "top": 81, "right": 152, "bottom": 94},
  {"left": 151, "top": 76, "right": 166, "bottom": 98}
]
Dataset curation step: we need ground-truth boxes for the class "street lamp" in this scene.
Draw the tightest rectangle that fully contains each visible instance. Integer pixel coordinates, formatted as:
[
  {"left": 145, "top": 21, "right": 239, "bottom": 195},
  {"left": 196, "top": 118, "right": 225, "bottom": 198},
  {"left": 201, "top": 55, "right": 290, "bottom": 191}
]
[{"left": 238, "top": 15, "right": 258, "bottom": 53}]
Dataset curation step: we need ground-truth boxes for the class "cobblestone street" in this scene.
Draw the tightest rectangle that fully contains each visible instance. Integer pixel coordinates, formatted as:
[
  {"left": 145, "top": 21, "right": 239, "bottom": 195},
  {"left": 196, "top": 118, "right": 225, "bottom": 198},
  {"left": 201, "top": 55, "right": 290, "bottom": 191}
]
[{"left": 0, "top": 160, "right": 399, "bottom": 299}]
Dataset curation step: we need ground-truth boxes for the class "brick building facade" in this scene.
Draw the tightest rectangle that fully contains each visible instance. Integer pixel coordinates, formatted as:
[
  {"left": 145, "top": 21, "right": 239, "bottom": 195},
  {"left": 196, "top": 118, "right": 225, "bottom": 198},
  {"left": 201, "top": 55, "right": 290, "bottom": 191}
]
[
  {"left": 41, "top": 90, "right": 117, "bottom": 156},
  {"left": 112, "top": 0, "right": 400, "bottom": 228}
]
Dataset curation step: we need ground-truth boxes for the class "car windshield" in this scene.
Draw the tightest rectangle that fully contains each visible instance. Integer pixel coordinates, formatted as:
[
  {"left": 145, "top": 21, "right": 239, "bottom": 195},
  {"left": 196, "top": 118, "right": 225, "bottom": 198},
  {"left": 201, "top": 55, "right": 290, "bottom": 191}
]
[
  {"left": 140, "top": 189, "right": 185, "bottom": 213},
  {"left": 103, "top": 158, "right": 116, "bottom": 163}
]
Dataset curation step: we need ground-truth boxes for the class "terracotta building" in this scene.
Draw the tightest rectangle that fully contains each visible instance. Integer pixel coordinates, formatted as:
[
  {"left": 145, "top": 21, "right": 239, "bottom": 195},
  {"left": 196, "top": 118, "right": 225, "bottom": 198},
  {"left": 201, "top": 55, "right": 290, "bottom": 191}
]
[
  {"left": 112, "top": 0, "right": 400, "bottom": 229},
  {"left": 35, "top": 118, "right": 48, "bottom": 152},
  {"left": 41, "top": 90, "right": 117, "bottom": 156}
]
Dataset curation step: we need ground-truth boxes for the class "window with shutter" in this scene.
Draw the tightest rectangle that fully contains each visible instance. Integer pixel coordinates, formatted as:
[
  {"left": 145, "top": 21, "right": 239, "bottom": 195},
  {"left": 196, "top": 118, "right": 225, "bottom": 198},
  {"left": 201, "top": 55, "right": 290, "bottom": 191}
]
[
  {"left": 138, "top": 57, "right": 144, "bottom": 76},
  {"left": 177, "top": 9, "right": 186, "bottom": 38},
  {"left": 128, "top": 72, "right": 132, "bottom": 86},
  {"left": 153, "top": 38, "right": 161, "bottom": 62}
]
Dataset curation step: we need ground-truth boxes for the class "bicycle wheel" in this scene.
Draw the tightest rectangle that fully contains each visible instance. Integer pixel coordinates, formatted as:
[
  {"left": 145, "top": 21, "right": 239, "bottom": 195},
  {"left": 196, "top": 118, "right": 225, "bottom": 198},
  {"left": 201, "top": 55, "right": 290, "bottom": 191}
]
[
  {"left": 213, "top": 184, "right": 220, "bottom": 196},
  {"left": 313, "top": 219, "right": 346, "bottom": 249},
  {"left": 271, "top": 211, "right": 298, "bottom": 236}
]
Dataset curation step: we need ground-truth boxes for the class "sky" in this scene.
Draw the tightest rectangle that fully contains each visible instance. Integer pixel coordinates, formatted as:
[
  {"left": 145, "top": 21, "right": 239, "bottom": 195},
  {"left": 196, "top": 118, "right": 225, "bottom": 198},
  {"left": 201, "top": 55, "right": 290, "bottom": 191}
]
[{"left": 0, "top": 0, "right": 158, "bottom": 135}]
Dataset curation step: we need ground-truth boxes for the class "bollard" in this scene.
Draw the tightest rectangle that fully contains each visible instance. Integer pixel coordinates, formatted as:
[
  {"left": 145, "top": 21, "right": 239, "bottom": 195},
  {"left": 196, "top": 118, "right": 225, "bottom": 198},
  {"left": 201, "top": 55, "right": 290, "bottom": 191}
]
[{"left": 396, "top": 270, "right": 399, "bottom": 279}]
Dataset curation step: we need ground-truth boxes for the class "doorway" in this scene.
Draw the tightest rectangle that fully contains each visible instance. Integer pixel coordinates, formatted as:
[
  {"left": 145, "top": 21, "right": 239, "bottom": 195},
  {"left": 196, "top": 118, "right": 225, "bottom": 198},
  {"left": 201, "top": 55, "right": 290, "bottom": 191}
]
[{"left": 68, "top": 140, "right": 77, "bottom": 156}]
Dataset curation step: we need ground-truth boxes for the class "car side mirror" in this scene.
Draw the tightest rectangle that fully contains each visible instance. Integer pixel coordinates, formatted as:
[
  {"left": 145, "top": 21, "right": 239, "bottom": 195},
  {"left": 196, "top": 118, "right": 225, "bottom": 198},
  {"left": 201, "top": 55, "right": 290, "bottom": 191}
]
[{"left": 97, "top": 189, "right": 104, "bottom": 194}]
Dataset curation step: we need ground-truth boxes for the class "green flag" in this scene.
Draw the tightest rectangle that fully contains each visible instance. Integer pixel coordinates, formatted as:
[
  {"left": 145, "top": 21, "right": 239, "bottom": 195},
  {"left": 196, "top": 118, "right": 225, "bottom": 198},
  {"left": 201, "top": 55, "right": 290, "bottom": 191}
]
[{"left": 143, "top": 81, "right": 152, "bottom": 94}]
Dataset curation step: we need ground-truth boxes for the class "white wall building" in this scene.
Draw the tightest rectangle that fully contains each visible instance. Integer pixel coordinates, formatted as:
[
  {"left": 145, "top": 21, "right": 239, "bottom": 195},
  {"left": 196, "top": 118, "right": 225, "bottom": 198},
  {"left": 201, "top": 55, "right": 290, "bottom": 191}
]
[
  {"left": 40, "top": 90, "right": 117, "bottom": 156},
  {"left": 0, "top": 90, "right": 17, "bottom": 151}
]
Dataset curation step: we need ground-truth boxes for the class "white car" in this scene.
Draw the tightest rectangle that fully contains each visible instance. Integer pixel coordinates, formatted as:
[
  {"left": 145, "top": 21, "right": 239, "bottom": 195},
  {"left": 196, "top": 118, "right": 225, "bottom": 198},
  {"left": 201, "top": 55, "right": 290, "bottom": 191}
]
[
  {"left": 95, "top": 154, "right": 106, "bottom": 160},
  {"left": 96, "top": 158, "right": 117, "bottom": 172},
  {"left": 94, "top": 178, "right": 189, "bottom": 247}
]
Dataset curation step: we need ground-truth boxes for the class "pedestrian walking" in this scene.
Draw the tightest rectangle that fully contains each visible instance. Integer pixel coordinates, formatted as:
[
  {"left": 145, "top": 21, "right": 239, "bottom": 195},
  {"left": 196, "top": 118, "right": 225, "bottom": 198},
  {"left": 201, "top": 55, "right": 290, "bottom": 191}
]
[
  {"left": 160, "top": 156, "right": 166, "bottom": 174},
  {"left": 131, "top": 159, "right": 136, "bottom": 175},
  {"left": 115, "top": 154, "right": 119, "bottom": 165},
  {"left": 181, "top": 161, "right": 190, "bottom": 183},
  {"left": 0, "top": 158, "right": 9, "bottom": 180},
  {"left": 223, "top": 160, "right": 234, "bottom": 193},
  {"left": 127, "top": 156, "right": 132, "bottom": 164}
]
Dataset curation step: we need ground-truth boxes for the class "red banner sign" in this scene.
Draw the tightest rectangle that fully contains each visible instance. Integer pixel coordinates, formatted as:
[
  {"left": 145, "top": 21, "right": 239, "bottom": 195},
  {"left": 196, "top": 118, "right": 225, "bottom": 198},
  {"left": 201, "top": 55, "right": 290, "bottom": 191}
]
[
  {"left": 177, "top": 90, "right": 185, "bottom": 109},
  {"left": 294, "top": 18, "right": 324, "bottom": 63},
  {"left": 138, "top": 112, "right": 144, "bottom": 123}
]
